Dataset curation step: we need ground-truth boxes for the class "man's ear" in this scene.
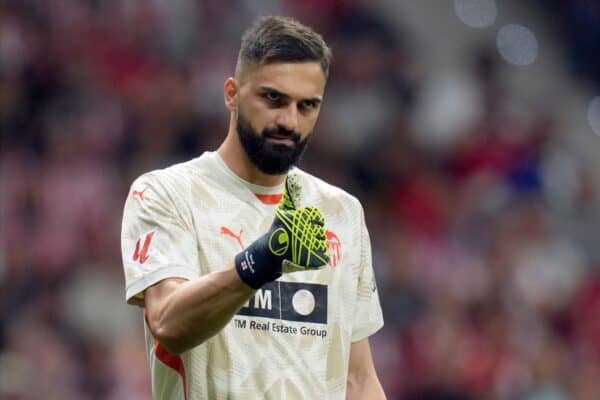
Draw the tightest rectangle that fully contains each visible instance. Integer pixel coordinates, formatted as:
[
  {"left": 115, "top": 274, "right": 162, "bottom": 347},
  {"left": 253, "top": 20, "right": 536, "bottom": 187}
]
[{"left": 224, "top": 77, "right": 238, "bottom": 112}]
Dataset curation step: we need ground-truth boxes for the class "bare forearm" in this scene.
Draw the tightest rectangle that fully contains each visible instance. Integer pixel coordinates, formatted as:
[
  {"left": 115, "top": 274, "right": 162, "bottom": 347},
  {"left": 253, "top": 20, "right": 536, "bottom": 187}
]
[
  {"left": 147, "top": 265, "right": 254, "bottom": 353},
  {"left": 347, "top": 339, "right": 386, "bottom": 400},
  {"left": 346, "top": 375, "right": 386, "bottom": 400}
]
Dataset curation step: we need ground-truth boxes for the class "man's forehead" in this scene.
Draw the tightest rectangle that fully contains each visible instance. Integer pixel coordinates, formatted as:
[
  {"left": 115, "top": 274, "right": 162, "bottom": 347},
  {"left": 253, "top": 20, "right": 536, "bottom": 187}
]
[{"left": 240, "top": 62, "right": 326, "bottom": 98}]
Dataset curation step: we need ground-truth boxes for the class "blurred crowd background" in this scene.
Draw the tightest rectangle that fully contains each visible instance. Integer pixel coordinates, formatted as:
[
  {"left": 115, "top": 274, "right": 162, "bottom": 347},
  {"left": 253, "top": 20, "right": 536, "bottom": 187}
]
[{"left": 1, "top": 0, "right": 600, "bottom": 399}]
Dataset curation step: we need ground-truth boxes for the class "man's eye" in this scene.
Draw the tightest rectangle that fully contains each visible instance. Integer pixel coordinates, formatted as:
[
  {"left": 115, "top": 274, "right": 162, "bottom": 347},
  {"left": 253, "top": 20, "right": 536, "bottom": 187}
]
[
  {"left": 300, "top": 100, "right": 317, "bottom": 110},
  {"left": 265, "top": 92, "right": 280, "bottom": 102}
]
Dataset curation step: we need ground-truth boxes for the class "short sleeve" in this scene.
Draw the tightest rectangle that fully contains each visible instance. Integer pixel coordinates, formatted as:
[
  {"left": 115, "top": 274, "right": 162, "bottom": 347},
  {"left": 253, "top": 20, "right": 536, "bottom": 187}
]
[
  {"left": 351, "top": 206, "right": 384, "bottom": 342},
  {"left": 121, "top": 173, "right": 199, "bottom": 305}
]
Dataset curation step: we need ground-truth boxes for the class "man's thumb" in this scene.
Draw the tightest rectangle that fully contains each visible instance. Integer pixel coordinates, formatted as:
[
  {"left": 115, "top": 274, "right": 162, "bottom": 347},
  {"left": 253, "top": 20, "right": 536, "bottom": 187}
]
[{"left": 279, "top": 175, "right": 301, "bottom": 211}]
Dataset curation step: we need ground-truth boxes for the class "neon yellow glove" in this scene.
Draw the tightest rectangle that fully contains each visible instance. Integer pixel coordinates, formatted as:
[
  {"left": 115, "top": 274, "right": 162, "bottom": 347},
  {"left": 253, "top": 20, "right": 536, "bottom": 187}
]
[{"left": 235, "top": 175, "right": 329, "bottom": 289}]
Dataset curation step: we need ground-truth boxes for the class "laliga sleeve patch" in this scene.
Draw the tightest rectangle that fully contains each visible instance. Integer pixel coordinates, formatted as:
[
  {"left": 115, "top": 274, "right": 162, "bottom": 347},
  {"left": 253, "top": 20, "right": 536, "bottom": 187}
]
[{"left": 133, "top": 229, "right": 156, "bottom": 265}]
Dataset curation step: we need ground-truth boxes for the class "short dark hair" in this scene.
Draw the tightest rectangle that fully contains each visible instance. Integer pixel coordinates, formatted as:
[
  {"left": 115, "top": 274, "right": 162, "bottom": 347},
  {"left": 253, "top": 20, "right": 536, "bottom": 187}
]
[{"left": 237, "top": 16, "right": 332, "bottom": 77}]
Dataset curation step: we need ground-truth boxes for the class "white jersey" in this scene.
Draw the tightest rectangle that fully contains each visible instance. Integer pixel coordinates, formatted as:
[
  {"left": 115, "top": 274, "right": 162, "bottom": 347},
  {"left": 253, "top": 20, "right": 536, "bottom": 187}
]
[{"left": 121, "top": 151, "right": 383, "bottom": 400}]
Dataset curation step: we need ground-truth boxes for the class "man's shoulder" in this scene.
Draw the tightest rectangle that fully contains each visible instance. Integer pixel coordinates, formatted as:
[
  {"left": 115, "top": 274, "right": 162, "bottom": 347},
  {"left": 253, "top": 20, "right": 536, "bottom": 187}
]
[
  {"left": 293, "top": 168, "right": 362, "bottom": 211},
  {"left": 131, "top": 154, "right": 211, "bottom": 190},
  {"left": 125, "top": 155, "right": 215, "bottom": 211}
]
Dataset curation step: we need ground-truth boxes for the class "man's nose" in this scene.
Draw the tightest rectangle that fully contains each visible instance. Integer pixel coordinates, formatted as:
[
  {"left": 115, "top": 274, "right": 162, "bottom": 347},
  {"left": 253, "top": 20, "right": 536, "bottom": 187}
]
[{"left": 275, "top": 104, "right": 299, "bottom": 133}]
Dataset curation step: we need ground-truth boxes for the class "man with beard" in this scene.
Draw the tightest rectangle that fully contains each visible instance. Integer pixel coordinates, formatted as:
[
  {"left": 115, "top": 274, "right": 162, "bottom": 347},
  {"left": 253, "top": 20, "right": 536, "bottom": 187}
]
[{"left": 121, "top": 16, "right": 385, "bottom": 400}]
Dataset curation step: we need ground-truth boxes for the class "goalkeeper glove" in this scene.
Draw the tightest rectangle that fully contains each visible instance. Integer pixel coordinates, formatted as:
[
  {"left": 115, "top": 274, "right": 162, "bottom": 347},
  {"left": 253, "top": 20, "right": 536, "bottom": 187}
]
[{"left": 234, "top": 175, "right": 329, "bottom": 289}]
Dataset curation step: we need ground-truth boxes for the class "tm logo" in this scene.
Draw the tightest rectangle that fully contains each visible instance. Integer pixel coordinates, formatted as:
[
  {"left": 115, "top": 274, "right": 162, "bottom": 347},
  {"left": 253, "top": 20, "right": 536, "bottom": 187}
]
[{"left": 237, "top": 281, "right": 327, "bottom": 324}]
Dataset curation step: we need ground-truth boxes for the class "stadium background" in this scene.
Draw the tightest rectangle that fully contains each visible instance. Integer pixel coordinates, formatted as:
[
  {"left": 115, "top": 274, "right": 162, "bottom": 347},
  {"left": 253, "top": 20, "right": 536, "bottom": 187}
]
[{"left": 1, "top": 0, "right": 600, "bottom": 398}]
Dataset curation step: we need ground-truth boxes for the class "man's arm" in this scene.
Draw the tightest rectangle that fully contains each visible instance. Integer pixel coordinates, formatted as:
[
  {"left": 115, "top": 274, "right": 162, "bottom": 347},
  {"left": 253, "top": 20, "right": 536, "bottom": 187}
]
[
  {"left": 144, "top": 264, "right": 255, "bottom": 354},
  {"left": 140, "top": 175, "right": 328, "bottom": 355},
  {"left": 346, "top": 338, "right": 386, "bottom": 400}
]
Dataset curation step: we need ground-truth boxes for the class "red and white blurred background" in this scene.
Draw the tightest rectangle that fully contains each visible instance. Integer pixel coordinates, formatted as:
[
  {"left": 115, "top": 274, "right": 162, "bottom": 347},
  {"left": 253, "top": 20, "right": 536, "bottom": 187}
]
[{"left": 1, "top": 1, "right": 600, "bottom": 399}]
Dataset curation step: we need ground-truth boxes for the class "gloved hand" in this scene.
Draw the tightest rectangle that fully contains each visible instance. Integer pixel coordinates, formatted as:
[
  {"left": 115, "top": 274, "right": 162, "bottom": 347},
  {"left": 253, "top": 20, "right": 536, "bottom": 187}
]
[{"left": 235, "top": 175, "right": 329, "bottom": 289}]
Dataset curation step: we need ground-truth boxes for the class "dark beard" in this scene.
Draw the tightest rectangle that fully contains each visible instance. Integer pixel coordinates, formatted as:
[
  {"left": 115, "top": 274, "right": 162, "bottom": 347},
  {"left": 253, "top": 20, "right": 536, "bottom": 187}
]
[{"left": 236, "top": 112, "right": 309, "bottom": 175}]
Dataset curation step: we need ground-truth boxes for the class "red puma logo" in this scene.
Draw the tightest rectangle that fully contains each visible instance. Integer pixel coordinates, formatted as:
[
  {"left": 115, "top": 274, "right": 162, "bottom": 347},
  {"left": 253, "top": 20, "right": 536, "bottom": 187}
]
[
  {"left": 133, "top": 230, "right": 155, "bottom": 264},
  {"left": 220, "top": 226, "right": 244, "bottom": 249},
  {"left": 132, "top": 187, "right": 147, "bottom": 200}
]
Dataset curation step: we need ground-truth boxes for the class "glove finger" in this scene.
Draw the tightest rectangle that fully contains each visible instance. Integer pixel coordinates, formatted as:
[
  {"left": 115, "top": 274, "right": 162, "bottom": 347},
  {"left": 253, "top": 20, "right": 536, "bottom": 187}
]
[
  {"left": 279, "top": 174, "right": 302, "bottom": 211},
  {"left": 282, "top": 259, "right": 328, "bottom": 273}
]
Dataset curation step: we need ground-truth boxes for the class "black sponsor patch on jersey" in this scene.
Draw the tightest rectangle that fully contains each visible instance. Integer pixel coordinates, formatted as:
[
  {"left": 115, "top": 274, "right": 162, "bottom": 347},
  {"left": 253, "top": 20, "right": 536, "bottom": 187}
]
[{"left": 237, "top": 281, "right": 327, "bottom": 324}]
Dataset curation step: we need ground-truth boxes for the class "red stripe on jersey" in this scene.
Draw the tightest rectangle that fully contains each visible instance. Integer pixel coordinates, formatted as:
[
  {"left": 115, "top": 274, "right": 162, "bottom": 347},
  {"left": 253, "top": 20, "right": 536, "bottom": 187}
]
[
  {"left": 144, "top": 310, "right": 188, "bottom": 400},
  {"left": 255, "top": 193, "right": 282, "bottom": 205},
  {"left": 154, "top": 340, "right": 188, "bottom": 400}
]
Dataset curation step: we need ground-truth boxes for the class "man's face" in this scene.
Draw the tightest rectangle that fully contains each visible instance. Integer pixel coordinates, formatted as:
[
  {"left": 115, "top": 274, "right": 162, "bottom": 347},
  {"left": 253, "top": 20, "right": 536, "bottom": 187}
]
[{"left": 234, "top": 62, "right": 326, "bottom": 175}]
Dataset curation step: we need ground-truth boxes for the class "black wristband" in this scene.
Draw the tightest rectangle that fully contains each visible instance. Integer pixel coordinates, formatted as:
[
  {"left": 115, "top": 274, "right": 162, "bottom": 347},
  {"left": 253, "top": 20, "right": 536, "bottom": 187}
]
[{"left": 234, "top": 247, "right": 281, "bottom": 289}]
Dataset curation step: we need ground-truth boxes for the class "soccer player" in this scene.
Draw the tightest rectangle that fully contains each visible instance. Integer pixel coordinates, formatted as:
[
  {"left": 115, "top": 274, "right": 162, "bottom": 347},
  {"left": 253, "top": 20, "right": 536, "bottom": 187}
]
[{"left": 121, "top": 16, "right": 385, "bottom": 399}]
